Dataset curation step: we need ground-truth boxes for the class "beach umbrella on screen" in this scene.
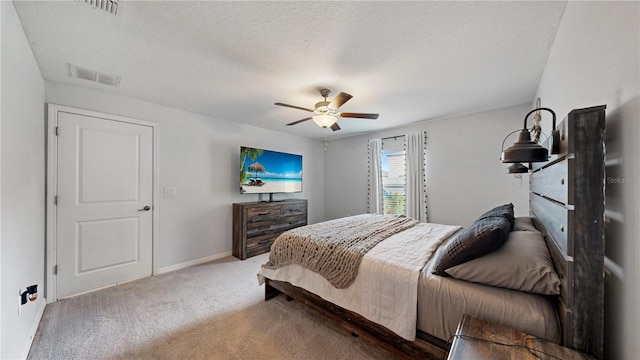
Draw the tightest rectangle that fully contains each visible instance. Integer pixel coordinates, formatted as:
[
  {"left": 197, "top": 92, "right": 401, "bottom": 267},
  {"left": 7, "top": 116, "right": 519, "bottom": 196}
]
[{"left": 248, "top": 162, "right": 265, "bottom": 177}]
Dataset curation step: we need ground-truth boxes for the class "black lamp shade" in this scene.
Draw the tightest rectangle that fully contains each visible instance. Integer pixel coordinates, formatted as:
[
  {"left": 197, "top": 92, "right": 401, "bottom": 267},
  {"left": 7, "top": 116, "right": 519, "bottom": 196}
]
[
  {"left": 501, "top": 129, "right": 549, "bottom": 163},
  {"left": 507, "top": 163, "right": 529, "bottom": 174}
]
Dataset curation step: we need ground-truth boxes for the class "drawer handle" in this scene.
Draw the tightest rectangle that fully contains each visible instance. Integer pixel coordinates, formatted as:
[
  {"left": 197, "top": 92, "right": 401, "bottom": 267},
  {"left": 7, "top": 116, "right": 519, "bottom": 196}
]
[{"left": 258, "top": 212, "right": 270, "bottom": 216}]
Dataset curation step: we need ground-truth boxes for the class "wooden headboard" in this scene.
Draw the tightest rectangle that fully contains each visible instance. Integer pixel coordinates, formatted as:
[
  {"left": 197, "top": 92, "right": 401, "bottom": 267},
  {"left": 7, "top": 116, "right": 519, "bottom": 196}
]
[{"left": 530, "top": 105, "right": 606, "bottom": 359}]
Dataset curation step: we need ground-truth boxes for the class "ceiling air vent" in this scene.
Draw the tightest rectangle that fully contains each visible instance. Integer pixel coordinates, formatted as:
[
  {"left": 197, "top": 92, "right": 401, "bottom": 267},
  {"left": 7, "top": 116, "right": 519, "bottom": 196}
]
[
  {"left": 69, "top": 64, "right": 122, "bottom": 87},
  {"left": 82, "top": 0, "right": 118, "bottom": 15}
]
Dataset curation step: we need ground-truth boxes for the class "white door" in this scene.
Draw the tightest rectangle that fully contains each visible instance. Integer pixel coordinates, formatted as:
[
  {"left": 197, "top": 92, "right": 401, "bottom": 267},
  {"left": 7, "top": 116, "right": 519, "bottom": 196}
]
[{"left": 56, "top": 111, "right": 153, "bottom": 299}]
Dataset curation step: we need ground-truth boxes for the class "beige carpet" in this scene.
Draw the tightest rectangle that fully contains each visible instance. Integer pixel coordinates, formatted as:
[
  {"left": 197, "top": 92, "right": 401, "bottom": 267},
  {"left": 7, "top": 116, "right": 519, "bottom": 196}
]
[{"left": 28, "top": 254, "right": 399, "bottom": 360}]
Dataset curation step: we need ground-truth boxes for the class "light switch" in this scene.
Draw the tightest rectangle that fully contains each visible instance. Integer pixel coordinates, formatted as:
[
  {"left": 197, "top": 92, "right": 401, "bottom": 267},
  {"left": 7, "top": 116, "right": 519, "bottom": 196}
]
[{"left": 164, "top": 187, "right": 176, "bottom": 196}]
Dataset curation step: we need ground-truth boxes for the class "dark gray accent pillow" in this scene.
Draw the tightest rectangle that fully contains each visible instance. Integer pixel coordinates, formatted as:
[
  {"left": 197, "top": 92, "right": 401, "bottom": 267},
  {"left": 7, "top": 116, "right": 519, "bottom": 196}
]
[
  {"left": 477, "top": 203, "right": 515, "bottom": 231},
  {"left": 432, "top": 216, "right": 511, "bottom": 276},
  {"left": 446, "top": 231, "right": 561, "bottom": 295}
]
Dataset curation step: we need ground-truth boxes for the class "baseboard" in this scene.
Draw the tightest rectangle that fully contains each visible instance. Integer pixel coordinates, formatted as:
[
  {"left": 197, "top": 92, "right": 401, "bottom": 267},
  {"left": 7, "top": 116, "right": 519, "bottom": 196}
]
[
  {"left": 158, "top": 251, "right": 233, "bottom": 274},
  {"left": 20, "top": 298, "right": 47, "bottom": 359}
]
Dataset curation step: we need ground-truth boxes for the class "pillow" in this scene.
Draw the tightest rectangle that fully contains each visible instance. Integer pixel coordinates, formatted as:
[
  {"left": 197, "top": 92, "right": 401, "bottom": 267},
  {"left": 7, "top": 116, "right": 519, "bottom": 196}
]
[
  {"left": 477, "top": 203, "right": 515, "bottom": 230},
  {"left": 445, "top": 231, "right": 561, "bottom": 295},
  {"left": 513, "top": 217, "right": 541, "bottom": 233},
  {"left": 432, "top": 216, "right": 511, "bottom": 276}
]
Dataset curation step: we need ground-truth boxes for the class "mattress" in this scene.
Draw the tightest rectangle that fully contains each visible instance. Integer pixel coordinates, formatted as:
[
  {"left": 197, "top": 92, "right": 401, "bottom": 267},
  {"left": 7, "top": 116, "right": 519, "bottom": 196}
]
[{"left": 417, "top": 235, "right": 561, "bottom": 343}]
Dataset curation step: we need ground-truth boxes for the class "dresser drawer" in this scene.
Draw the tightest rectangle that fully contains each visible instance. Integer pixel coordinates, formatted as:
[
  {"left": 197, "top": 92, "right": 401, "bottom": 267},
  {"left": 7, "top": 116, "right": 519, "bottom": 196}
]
[
  {"left": 246, "top": 242, "right": 273, "bottom": 258},
  {"left": 277, "top": 216, "right": 307, "bottom": 230},
  {"left": 246, "top": 206, "right": 281, "bottom": 220},
  {"left": 281, "top": 202, "right": 306, "bottom": 216},
  {"left": 246, "top": 222, "right": 280, "bottom": 237},
  {"left": 246, "top": 233, "right": 279, "bottom": 255}
]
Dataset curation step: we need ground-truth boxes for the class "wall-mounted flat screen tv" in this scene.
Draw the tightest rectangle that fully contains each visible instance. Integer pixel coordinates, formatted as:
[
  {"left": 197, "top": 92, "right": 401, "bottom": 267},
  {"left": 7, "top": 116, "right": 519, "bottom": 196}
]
[{"left": 240, "top": 146, "right": 302, "bottom": 195}]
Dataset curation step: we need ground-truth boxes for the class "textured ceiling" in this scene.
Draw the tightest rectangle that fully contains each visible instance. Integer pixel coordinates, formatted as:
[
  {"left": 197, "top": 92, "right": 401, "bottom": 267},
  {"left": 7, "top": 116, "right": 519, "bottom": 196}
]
[{"left": 13, "top": 1, "right": 566, "bottom": 140}]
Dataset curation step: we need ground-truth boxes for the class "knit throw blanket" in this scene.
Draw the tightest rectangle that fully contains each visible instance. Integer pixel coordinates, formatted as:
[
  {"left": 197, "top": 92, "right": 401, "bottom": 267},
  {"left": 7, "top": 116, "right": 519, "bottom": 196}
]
[{"left": 263, "top": 214, "right": 420, "bottom": 289}]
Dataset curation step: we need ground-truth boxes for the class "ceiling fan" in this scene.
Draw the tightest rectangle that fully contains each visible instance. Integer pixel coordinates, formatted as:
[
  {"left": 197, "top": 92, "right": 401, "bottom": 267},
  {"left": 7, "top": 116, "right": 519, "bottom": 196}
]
[{"left": 275, "top": 89, "right": 379, "bottom": 131}]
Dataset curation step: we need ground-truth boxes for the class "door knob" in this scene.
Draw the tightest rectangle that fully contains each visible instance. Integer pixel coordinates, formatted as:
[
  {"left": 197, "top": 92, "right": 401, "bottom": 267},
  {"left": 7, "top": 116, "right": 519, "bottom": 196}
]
[{"left": 138, "top": 205, "right": 151, "bottom": 212}]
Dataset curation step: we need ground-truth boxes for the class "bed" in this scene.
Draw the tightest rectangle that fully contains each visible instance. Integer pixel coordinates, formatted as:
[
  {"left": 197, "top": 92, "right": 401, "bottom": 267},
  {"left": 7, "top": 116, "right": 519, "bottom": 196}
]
[{"left": 258, "top": 105, "right": 606, "bottom": 359}]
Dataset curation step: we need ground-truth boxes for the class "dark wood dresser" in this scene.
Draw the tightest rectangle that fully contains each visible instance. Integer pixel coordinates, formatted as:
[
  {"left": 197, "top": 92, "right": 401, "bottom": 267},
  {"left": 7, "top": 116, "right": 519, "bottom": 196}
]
[{"left": 232, "top": 199, "right": 307, "bottom": 260}]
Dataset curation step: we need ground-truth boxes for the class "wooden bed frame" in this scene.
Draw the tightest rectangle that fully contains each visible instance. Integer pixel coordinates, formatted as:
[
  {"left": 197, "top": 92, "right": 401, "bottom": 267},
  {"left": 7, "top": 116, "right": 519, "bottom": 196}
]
[{"left": 265, "top": 105, "right": 606, "bottom": 360}]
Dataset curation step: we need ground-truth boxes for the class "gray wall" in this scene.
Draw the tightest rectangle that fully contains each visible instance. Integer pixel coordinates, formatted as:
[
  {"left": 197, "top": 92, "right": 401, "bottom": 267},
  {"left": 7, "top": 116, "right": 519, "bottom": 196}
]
[
  {"left": 1, "top": 2, "right": 47, "bottom": 358},
  {"left": 46, "top": 81, "right": 325, "bottom": 270},
  {"left": 324, "top": 104, "right": 531, "bottom": 227},
  {"left": 533, "top": 2, "right": 639, "bottom": 359}
]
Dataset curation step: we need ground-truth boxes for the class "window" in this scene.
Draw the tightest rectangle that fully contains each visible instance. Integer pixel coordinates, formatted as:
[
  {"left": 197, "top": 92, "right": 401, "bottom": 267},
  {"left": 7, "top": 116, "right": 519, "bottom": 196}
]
[
  {"left": 369, "top": 132, "right": 427, "bottom": 221},
  {"left": 381, "top": 137, "right": 405, "bottom": 215}
]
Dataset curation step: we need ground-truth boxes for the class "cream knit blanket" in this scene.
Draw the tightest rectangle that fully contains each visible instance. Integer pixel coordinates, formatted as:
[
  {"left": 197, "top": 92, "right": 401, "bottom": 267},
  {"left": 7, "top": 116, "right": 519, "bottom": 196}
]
[{"left": 263, "top": 214, "right": 420, "bottom": 288}]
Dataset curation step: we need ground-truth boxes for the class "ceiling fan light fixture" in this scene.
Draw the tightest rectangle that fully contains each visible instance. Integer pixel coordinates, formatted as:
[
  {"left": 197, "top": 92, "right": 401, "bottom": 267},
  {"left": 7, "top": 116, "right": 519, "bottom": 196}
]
[
  {"left": 313, "top": 114, "right": 337, "bottom": 128},
  {"left": 314, "top": 102, "right": 331, "bottom": 115},
  {"left": 275, "top": 89, "right": 378, "bottom": 132}
]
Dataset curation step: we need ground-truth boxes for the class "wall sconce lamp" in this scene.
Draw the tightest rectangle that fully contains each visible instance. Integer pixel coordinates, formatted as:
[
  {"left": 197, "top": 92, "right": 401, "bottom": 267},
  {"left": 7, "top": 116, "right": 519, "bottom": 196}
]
[
  {"left": 501, "top": 107, "right": 560, "bottom": 173},
  {"left": 19, "top": 285, "right": 38, "bottom": 305}
]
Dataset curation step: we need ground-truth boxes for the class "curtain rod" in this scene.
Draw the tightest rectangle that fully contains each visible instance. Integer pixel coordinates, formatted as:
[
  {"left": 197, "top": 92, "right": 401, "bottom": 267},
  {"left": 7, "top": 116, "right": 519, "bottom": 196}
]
[{"left": 381, "top": 135, "right": 404, "bottom": 141}]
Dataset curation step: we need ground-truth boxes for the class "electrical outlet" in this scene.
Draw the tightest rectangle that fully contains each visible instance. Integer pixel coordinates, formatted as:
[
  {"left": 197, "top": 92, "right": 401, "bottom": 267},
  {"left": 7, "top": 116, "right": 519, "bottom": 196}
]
[{"left": 164, "top": 187, "right": 176, "bottom": 196}]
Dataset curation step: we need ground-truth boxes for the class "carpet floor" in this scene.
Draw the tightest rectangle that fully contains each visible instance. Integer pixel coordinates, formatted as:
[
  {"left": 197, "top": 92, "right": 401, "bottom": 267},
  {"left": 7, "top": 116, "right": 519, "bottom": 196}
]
[{"left": 27, "top": 254, "right": 399, "bottom": 360}]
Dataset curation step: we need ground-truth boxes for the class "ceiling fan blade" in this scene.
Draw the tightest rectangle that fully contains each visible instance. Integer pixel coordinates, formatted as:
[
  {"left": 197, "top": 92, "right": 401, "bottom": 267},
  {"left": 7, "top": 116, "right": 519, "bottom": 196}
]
[
  {"left": 330, "top": 123, "right": 341, "bottom": 131},
  {"left": 339, "top": 112, "right": 379, "bottom": 119},
  {"left": 287, "top": 117, "right": 313, "bottom": 126},
  {"left": 275, "top": 102, "right": 314, "bottom": 112},
  {"left": 328, "top": 92, "right": 353, "bottom": 110}
]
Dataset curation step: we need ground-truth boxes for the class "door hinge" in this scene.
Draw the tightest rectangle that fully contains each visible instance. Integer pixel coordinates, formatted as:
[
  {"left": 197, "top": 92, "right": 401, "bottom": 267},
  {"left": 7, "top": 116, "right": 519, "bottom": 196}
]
[
  {"left": 53, "top": 265, "right": 58, "bottom": 275},
  {"left": 54, "top": 195, "right": 58, "bottom": 205},
  {"left": 55, "top": 126, "right": 59, "bottom": 136}
]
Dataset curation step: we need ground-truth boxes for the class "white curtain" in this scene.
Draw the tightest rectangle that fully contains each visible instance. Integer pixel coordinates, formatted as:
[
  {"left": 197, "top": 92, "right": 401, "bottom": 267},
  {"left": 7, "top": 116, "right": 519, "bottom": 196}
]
[
  {"left": 405, "top": 132, "right": 427, "bottom": 221},
  {"left": 368, "top": 138, "right": 383, "bottom": 214}
]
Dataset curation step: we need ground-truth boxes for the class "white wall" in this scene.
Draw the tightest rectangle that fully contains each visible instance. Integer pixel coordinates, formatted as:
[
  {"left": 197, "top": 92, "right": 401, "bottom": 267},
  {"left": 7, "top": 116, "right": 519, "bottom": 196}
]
[
  {"left": 533, "top": 2, "right": 639, "bottom": 359},
  {"left": 325, "top": 104, "right": 531, "bottom": 227},
  {"left": 45, "top": 82, "right": 325, "bottom": 270},
  {"left": 1, "top": 2, "right": 47, "bottom": 358},
  {"left": 1, "top": 3, "right": 3, "bottom": 355}
]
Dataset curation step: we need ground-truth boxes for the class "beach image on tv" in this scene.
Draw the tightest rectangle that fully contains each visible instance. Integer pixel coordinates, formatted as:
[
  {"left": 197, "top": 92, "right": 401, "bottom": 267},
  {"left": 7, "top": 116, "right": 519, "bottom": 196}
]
[{"left": 240, "top": 147, "right": 302, "bottom": 194}]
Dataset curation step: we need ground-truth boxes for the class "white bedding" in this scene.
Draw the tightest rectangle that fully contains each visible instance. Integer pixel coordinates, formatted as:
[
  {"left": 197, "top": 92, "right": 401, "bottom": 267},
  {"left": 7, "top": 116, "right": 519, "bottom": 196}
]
[{"left": 257, "top": 222, "right": 461, "bottom": 340}]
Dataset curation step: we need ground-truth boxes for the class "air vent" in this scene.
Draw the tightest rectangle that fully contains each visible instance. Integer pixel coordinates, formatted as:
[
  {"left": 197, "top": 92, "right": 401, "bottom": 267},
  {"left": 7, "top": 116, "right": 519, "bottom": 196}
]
[
  {"left": 69, "top": 64, "right": 122, "bottom": 87},
  {"left": 96, "top": 72, "right": 122, "bottom": 87},
  {"left": 82, "top": 0, "right": 118, "bottom": 15}
]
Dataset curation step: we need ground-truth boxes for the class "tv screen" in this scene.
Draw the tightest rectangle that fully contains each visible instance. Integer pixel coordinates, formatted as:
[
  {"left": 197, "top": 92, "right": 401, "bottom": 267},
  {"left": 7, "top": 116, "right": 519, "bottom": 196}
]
[{"left": 240, "top": 146, "right": 302, "bottom": 194}]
